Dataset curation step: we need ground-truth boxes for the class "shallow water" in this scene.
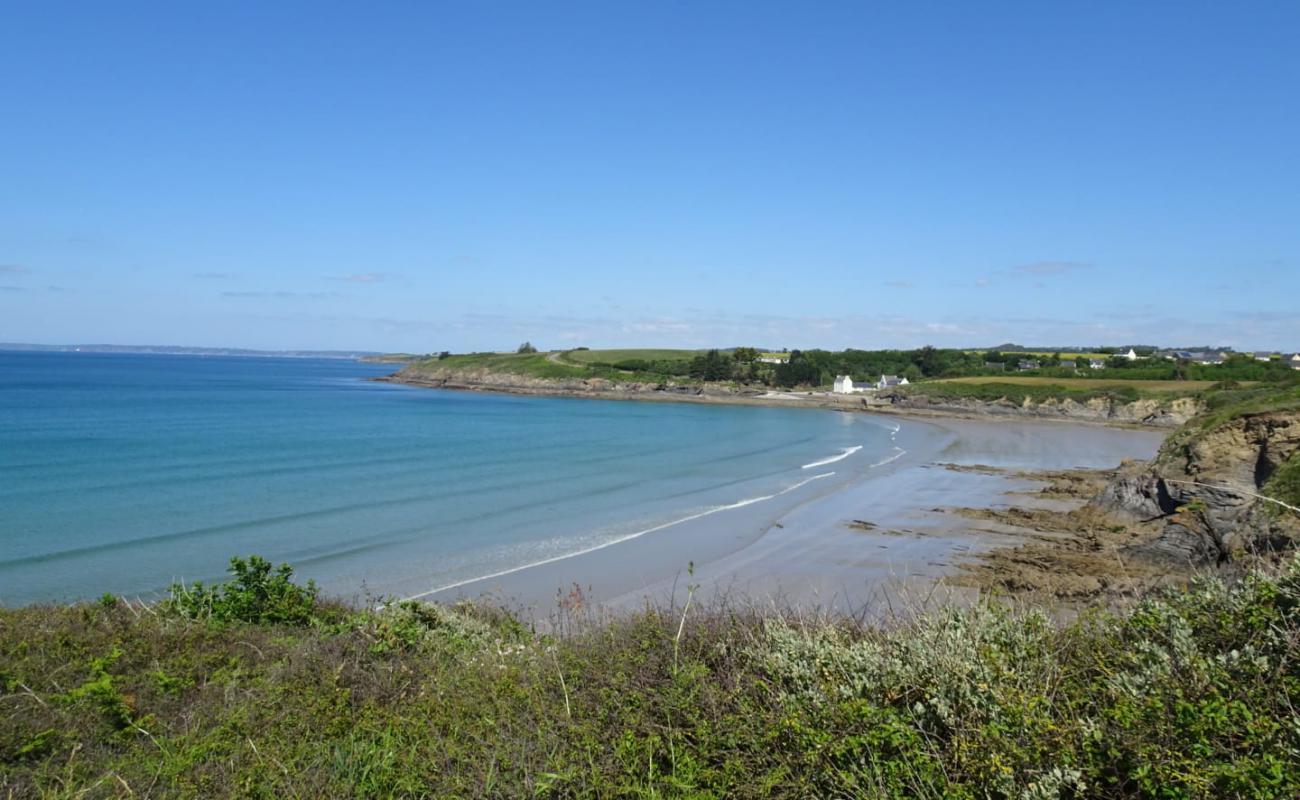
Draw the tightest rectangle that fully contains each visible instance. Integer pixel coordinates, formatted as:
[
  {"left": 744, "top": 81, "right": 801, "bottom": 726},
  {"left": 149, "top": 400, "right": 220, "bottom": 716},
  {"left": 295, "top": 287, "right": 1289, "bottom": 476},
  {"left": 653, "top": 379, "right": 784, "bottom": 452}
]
[{"left": 0, "top": 352, "right": 906, "bottom": 603}]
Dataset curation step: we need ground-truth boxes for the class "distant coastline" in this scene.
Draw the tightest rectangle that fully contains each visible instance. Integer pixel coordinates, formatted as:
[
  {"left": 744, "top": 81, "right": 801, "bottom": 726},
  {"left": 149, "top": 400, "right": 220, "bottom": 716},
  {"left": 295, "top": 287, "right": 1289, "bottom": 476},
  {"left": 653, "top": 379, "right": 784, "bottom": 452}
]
[
  {"left": 380, "top": 365, "right": 1201, "bottom": 429},
  {"left": 0, "top": 343, "right": 379, "bottom": 360}
]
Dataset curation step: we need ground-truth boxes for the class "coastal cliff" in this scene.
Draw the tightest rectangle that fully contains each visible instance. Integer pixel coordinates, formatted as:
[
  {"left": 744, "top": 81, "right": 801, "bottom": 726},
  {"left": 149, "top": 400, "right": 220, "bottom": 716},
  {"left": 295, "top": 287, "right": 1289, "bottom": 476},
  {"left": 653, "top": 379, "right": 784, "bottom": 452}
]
[
  {"left": 876, "top": 390, "right": 1201, "bottom": 427},
  {"left": 384, "top": 361, "right": 1204, "bottom": 427},
  {"left": 1093, "top": 390, "right": 1300, "bottom": 566}
]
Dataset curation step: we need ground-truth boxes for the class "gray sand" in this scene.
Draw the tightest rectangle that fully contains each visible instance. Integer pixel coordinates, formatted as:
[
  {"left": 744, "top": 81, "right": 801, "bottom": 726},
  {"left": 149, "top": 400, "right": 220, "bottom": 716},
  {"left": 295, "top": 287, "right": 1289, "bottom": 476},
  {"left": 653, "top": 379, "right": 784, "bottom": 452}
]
[{"left": 426, "top": 415, "right": 1166, "bottom": 619}]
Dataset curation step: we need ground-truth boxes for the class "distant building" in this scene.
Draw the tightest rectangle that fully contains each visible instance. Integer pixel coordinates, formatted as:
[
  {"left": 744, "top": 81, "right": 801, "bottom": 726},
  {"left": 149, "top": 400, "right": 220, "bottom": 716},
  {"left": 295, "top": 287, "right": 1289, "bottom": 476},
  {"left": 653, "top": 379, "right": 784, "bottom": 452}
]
[
  {"left": 1170, "top": 350, "right": 1224, "bottom": 365},
  {"left": 1018, "top": 359, "right": 1040, "bottom": 372},
  {"left": 983, "top": 361, "right": 1005, "bottom": 372},
  {"left": 1253, "top": 351, "right": 1277, "bottom": 361},
  {"left": 876, "top": 374, "right": 909, "bottom": 390},
  {"left": 1121, "top": 348, "right": 1139, "bottom": 361},
  {"left": 1290, "top": 354, "right": 1300, "bottom": 369},
  {"left": 756, "top": 352, "right": 789, "bottom": 364},
  {"left": 832, "top": 375, "right": 859, "bottom": 394},
  {"left": 1089, "top": 359, "right": 1106, "bottom": 369}
]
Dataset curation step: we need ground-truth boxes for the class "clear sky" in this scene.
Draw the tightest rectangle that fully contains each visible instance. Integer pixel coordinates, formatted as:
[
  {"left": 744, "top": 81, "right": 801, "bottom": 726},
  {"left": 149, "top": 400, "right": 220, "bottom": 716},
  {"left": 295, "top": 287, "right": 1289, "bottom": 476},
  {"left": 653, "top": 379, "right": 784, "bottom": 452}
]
[{"left": 2, "top": 1, "right": 1298, "bottom": 352}]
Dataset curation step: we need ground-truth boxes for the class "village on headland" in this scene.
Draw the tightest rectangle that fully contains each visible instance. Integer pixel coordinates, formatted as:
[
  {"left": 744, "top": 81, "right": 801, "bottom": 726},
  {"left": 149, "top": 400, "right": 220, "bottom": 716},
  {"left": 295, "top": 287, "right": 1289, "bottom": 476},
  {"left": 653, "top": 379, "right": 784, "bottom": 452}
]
[
  {"left": 823, "top": 346, "right": 1300, "bottom": 394},
  {"left": 377, "top": 341, "right": 1300, "bottom": 430}
]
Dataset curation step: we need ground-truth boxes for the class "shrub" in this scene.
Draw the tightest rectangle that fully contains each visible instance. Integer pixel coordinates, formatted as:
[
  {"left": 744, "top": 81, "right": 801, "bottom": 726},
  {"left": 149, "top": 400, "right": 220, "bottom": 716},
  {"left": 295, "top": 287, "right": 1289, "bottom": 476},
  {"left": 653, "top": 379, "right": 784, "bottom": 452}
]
[
  {"left": 4, "top": 557, "right": 1300, "bottom": 797},
  {"left": 164, "top": 554, "right": 320, "bottom": 625}
]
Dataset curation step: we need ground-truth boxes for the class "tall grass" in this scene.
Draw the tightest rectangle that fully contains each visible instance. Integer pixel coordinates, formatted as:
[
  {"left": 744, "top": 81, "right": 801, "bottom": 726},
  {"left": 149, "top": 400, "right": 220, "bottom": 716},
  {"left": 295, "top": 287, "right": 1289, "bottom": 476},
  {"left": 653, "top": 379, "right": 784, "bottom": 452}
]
[{"left": 3, "top": 556, "right": 1300, "bottom": 798}]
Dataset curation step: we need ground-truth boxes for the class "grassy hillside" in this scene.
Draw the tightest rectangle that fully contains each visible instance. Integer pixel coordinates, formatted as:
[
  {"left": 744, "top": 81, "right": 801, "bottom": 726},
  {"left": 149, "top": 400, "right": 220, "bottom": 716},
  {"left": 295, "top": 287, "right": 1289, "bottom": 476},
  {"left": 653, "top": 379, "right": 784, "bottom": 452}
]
[
  {"left": 929, "top": 376, "right": 1228, "bottom": 393},
  {"left": 560, "top": 348, "right": 701, "bottom": 365},
  {"left": 401, "top": 350, "right": 701, "bottom": 383},
  {"left": 3, "top": 556, "right": 1299, "bottom": 798},
  {"left": 895, "top": 380, "right": 1153, "bottom": 405}
]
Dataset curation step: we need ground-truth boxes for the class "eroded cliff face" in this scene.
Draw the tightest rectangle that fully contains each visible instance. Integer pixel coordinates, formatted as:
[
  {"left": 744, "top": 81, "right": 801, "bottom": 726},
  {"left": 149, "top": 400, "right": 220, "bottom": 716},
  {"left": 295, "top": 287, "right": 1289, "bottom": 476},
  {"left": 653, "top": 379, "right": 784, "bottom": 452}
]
[
  {"left": 389, "top": 364, "right": 1205, "bottom": 427},
  {"left": 881, "top": 393, "right": 1202, "bottom": 427},
  {"left": 1093, "top": 412, "right": 1300, "bottom": 565},
  {"left": 387, "top": 365, "right": 719, "bottom": 397}
]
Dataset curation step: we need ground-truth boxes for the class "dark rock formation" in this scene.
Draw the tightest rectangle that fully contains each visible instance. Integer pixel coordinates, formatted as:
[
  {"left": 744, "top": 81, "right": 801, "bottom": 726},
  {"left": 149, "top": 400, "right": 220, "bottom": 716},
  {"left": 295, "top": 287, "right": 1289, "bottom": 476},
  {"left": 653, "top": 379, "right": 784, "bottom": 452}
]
[{"left": 1092, "top": 412, "right": 1300, "bottom": 566}]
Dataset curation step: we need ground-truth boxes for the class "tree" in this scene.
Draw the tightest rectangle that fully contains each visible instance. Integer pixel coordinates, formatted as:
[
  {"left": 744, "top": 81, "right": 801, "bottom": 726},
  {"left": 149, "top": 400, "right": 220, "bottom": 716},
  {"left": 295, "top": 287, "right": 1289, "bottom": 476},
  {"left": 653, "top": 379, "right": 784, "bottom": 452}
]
[
  {"left": 517, "top": 342, "right": 538, "bottom": 354},
  {"left": 732, "top": 347, "right": 760, "bottom": 363},
  {"left": 775, "top": 351, "right": 821, "bottom": 387},
  {"left": 689, "top": 349, "right": 732, "bottom": 381},
  {"left": 916, "top": 345, "right": 942, "bottom": 377}
]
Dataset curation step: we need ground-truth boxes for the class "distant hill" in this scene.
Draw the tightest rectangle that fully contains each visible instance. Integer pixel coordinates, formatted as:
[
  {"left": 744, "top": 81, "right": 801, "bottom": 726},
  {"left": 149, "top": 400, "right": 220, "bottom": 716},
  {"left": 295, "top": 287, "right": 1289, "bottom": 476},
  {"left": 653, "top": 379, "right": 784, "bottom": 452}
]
[
  {"left": 985, "top": 343, "right": 1162, "bottom": 354},
  {"left": 0, "top": 343, "right": 380, "bottom": 360}
]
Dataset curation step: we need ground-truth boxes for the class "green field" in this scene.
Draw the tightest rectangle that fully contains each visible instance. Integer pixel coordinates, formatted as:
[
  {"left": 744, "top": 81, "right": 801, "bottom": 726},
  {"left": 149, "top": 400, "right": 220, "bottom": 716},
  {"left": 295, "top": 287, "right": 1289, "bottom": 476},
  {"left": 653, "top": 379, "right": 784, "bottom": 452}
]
[
  {"left": 414, "top": 352, "right": 593, "bottom": 379},
  {"left": 964, "top": 350, "right": 1122, "bottom": 360},
  {"left": 931, "top": 376, "right": 1229, "bottom": 392},
  {"left": 400, "top": 350, "right": 697, "bottom": 383},
  {"left": 559, "top": 348, "right": 702, "bottom": 364}
]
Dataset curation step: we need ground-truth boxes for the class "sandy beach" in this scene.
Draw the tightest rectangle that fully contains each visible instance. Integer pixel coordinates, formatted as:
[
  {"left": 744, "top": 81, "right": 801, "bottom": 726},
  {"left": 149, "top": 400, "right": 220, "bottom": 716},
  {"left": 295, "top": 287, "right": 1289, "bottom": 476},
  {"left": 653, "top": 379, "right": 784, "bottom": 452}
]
[{"left": 422, "top": 414, "right": 1168, "bottom": 619}]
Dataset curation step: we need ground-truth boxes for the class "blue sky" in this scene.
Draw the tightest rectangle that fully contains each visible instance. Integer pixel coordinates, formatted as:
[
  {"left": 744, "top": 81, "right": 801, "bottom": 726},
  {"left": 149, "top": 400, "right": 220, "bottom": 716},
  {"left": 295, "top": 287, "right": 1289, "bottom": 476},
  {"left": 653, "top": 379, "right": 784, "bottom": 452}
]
[{"left": 2, "top": 1, "right": 1298, "bottom": 352}]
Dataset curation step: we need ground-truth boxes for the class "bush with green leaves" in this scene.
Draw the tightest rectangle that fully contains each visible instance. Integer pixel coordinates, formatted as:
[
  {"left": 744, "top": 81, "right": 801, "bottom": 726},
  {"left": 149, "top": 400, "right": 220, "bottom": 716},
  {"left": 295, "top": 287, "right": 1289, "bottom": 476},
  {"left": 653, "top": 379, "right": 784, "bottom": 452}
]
[
  {"left": 164, "top": 554, "right": 320, "bottom": 625},
  {"left": 4, "top": 556, "right": 1300, "bottom": 797}
]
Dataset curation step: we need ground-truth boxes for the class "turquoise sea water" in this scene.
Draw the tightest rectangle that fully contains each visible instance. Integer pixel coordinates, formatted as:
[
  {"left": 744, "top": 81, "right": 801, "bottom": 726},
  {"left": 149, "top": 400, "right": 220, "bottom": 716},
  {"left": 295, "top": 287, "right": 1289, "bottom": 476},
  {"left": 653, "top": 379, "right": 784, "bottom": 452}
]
[{"left": 0, "top": 352, "right": 901, "bottom": 604}]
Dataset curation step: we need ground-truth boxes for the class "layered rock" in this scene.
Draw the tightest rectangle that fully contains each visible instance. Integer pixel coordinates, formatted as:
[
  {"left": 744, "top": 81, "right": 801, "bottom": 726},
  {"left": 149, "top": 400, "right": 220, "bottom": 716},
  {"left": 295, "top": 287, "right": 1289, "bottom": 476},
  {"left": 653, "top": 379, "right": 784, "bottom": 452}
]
[
  {"left": 1092, "top": 411, "right": 1300, "bottom": 565},
  {"left": 880, "top": 392, "right": 1202, "bottom": 427}
]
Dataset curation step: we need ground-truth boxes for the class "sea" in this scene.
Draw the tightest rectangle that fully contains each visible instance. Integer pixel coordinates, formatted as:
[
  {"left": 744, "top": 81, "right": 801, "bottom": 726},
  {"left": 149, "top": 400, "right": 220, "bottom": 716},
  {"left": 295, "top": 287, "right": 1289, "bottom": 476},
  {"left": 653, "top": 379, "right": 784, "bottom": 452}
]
[{"left": 0, "top": 351, "right": 905, "bottom": 604}]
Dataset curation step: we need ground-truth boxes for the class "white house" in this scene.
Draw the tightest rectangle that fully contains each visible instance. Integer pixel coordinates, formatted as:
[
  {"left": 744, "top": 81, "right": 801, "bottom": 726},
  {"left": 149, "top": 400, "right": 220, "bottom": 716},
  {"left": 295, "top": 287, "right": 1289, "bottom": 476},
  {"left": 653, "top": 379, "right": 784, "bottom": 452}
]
[
  {"left": 876, "top": 374, "right": 909, "bottom": 390},
  {"left": 1122, "top": 348, "right": 1139, "bottom": 361},
  {"left": 832, "top": 375, "right": 858, "bottom": 394},
  {"left": 1089, "top": 359, "right": 1107, "bottom": 369}
]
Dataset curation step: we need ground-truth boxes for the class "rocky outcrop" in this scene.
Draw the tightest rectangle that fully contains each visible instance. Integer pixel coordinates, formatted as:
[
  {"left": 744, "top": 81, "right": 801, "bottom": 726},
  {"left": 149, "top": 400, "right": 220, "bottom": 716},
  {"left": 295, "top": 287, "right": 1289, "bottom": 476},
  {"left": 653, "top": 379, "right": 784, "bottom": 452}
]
[
  {"left": 879, "top": 393, "right": 1202, "bottom": 428},
  {"left": 383, "top": 365, "right": 753, "bottom": 400},
  {"left": 1091, "top": 412, "right": 1300, "bottom": 565},
  {"left": 386, "top": 364, "right": 1202, "bottom": 428}
]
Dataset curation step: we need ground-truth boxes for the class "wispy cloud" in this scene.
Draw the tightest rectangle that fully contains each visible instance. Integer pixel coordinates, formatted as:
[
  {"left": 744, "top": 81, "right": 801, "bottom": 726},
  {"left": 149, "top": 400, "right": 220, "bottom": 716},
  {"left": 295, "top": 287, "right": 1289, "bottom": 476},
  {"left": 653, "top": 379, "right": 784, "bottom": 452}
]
[
  {"left": 194, "top": 272, "right": 234, "bottom": 280},
  {"left": 0, "top": 285, "right": 27, "bottom": 292},
  {"left": 883, "top": 280, "right": 913, "bottom": 289},
  {"left": 974, "top": 260, "right": 1092, "bottom": 289},
  {"left": 222, "top": 290, "right": 342, "bottom": 300},
  {"left": 333, "top": 273, "right": 388, "bottom": 284},
  {"left": 0, "top": 264, "right": 27, "bottom": 274},
  {"left": 1009, "top": 260, "right": 1091, "bottom": 277}
]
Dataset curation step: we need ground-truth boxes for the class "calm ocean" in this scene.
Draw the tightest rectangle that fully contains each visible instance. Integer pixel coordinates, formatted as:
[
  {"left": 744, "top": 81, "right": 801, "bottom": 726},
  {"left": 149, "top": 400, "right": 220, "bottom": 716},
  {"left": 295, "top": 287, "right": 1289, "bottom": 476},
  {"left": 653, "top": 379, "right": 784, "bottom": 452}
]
[{"left": 0, "top": 352, "right": 901, "bottom": 604}]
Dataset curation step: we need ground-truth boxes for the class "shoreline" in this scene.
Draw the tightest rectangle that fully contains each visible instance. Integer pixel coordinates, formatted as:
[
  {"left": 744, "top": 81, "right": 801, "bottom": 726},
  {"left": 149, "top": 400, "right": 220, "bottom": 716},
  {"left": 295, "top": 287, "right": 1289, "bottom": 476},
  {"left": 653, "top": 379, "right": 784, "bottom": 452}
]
[
  {"left": 421, "top": 413, "right": 1168, "bottom": 619},
  {"left": 377, "top": 372, "right": 1190, "bottom": 430}
]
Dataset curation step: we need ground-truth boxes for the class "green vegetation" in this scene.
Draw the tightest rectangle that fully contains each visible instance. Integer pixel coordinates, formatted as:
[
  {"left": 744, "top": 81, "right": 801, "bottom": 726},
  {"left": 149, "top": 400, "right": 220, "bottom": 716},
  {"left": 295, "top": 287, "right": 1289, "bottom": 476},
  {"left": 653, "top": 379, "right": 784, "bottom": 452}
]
[
  {"left": 1265, "top": 452, "right": 1300, "bottom": 508},
  {"left": 4, "top": 555, "right": 1300, "bottom": 797},
  {"left": 1192, "top": 382, "right": 1300, "bottom": 432},
  {"left": 164, "top": 555, "right": 321, "bottom": 626},
  {"left": 926, "top": 376, "right": 1226, "bottom": 393},
  {"left": 423, "top": 351, "right": 607, "bottom": 380},
  {"left": 895, "top": 380, "right": 1148, "bottom": 405},
  {"left": 560, "top": 348, "right": 702, "bottom": 365},
  {"left": 401, "top": 347, "right": 1299, "bottom": 394}
]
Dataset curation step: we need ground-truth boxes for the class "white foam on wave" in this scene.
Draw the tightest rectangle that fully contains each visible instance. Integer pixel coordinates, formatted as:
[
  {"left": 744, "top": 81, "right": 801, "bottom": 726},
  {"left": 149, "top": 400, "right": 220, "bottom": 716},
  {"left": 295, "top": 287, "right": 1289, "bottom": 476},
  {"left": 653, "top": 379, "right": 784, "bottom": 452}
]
[
  {"left": 869, "top": 446, "right": 907, "bottom": 468},
  {"left": 801, "top": 445, "right": 863, "bottom": 470},
  {"left": 401, "top": 470, "right": 839, "bottom": 602}
]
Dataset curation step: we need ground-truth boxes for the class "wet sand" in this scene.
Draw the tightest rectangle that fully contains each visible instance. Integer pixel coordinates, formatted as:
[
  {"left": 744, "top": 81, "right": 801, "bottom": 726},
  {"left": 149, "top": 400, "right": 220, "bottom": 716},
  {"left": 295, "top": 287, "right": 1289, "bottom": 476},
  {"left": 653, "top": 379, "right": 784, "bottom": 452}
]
[{"left": 425, "top": 415, "right": 1167, "bottom": 619}]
